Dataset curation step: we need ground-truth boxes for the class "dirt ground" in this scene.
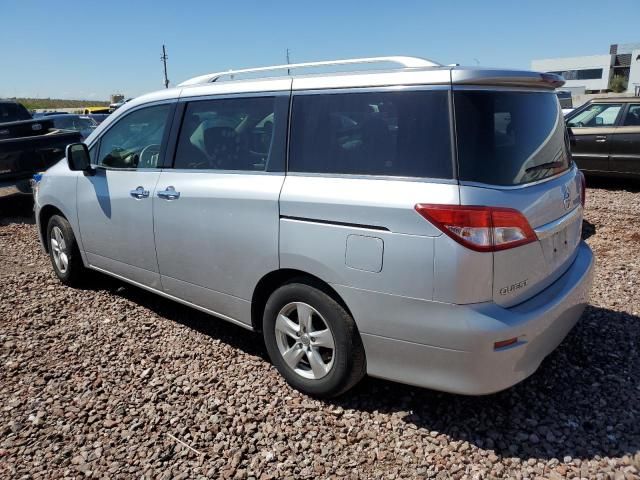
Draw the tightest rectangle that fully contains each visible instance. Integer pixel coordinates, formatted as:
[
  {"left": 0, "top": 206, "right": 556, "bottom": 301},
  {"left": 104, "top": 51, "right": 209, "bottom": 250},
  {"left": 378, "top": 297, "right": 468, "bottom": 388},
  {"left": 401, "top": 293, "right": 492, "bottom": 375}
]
[{"left": 0, "top": 179, "right": 639, "bottom": 479}]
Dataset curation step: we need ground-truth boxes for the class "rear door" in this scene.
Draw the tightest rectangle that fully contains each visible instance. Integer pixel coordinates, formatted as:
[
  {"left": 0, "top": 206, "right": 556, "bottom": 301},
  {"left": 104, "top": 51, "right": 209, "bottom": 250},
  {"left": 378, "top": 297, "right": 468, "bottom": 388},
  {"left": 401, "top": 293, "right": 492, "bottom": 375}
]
[
  {"left": 609, "top": 103, "right": 640, "bottom": 175},
  {"left": 152, "top": 91, "right": 289, "bottom": 325},
  {"left": 454, "top": 88, "right": 583, "bottom": 307},
  {"left": 566, "top": 103, "right": 623, "bottom": 172},
  {"left": 280, "top": 86, "right": 461, "bottom": 310}
]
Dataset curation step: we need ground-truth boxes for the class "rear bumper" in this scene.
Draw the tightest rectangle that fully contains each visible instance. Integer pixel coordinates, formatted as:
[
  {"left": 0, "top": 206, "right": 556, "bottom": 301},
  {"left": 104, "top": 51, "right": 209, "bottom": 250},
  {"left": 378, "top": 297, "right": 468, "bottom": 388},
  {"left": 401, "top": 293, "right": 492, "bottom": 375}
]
[{"left": 336, "top": 241, "right": 595, "bottom": 395}]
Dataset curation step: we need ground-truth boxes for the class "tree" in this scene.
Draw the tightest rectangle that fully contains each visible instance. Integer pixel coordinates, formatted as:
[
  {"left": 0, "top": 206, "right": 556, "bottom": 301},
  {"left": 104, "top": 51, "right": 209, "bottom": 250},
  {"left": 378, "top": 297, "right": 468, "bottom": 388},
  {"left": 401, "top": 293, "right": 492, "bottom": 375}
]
[{"left": 610, "top": 75, "right": 628, "bottom": 93}]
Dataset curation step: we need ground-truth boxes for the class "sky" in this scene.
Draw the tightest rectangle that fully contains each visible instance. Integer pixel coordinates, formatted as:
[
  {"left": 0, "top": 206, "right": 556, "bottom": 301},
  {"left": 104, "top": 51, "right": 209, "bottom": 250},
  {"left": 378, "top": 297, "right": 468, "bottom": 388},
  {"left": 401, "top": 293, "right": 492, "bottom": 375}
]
[{"left": 1, "top": 0, "right": 639, "bottom": 100}]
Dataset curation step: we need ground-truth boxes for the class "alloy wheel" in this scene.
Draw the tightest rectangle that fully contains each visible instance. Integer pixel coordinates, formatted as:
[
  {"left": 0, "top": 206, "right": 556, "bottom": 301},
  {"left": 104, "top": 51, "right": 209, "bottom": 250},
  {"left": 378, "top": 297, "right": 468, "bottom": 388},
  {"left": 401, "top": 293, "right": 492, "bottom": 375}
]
[
  {"left": 274, "top": 301, "right": 336, "bottom": 380},
  {"left": 50, "top": 226, "right": 68, "bottom": 274}
]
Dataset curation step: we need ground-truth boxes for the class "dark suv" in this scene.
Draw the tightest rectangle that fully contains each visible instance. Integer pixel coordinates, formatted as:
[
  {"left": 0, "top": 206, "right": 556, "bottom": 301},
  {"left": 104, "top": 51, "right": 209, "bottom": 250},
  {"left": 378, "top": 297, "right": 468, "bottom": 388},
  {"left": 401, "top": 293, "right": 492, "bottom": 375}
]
[{"left": 566, "top": 97, "right": 640, "bottom": 178}]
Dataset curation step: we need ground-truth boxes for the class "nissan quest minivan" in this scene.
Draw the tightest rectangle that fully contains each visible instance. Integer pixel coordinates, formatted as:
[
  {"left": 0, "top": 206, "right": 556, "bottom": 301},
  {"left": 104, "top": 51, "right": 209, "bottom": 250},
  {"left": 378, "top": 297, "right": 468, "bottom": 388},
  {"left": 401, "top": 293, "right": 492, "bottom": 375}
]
[{"left": 34, "top": 57, "right": 594, "bottom": 397}]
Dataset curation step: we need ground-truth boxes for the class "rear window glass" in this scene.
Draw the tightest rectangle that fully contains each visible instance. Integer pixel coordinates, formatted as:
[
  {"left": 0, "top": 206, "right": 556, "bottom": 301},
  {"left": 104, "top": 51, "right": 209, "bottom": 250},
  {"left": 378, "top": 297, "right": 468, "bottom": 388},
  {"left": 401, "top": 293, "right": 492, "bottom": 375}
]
[
  {"left": 289, "top": 90, "right": 453, "bottom": 178},
  {"left": 0, "top": 102, "right": 31, "bottom": 123},
  {"left": 455, "top": 91, "right": 570, "bottom": 186}
]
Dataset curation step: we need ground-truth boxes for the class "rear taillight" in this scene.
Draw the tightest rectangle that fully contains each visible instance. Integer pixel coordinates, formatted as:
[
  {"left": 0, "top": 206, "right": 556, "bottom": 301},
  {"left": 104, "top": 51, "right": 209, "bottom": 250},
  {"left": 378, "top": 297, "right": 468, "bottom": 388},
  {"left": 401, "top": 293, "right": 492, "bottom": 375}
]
[
  {"left": 578, "top": 170, "right": 586, "bottom": 207},
  {"left": 415, "top": 204, "right": 538, "bottom": 252}
]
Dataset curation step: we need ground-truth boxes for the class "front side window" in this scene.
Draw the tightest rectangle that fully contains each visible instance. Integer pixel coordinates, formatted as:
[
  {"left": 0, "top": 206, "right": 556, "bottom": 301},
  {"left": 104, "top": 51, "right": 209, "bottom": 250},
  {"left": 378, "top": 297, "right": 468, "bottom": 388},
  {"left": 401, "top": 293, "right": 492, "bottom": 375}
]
[
  {"left": 567, "top": 104, "right": 622, "bottom": 128},
  {"left": 623, "top": 105, "right": 640, "bottom": 126},
  {"left": 173, "top": 96, "right": 285, "bottom": 171},
  {"left": 97, "top": 104, "right": 171, "bottom": 169},
  {"left": 289, "top": 90, "right": 453, "bottom": 178}
]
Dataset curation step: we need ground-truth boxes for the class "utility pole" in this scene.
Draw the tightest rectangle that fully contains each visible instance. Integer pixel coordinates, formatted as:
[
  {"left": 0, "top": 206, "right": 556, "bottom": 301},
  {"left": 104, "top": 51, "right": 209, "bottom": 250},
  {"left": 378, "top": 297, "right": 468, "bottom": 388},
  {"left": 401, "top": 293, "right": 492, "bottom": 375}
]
[
  {"left": 161, "top": 45, "right": 170, "bottom": 89},
  {"left": 286, "top": 48, "right": 291, "bottom": 75}
]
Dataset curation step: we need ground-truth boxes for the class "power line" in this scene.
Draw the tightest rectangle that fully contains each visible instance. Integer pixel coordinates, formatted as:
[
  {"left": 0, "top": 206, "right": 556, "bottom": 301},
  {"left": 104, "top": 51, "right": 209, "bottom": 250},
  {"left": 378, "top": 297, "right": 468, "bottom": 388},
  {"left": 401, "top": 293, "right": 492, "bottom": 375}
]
[
  {"left": 161, "top": 45, "right": 170, "bottom": 89},
  {"left": 286, "top": 48, "right": 291, "bottom": 75}
]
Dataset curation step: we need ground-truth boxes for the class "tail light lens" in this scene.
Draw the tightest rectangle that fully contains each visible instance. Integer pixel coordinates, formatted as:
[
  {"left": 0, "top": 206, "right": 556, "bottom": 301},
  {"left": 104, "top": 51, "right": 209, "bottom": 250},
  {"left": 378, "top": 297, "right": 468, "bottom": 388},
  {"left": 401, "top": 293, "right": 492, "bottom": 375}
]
[
  {"left": 578, "top": 170, "right": 586, "bottom": 207},
  {"left": 415, "top": 204, "right": 538, "bottom": 252}
]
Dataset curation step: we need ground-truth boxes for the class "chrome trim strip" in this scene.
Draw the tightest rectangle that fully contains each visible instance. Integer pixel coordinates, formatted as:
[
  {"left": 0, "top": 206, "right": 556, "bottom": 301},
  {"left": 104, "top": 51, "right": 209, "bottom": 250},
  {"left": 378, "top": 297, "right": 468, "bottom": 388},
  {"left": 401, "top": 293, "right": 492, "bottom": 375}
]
[
  {"left": 280, "top": 215, "right": 390, "bottom": 232},
  {"left": 534, "top": 206, "right": 582, "bottom": 240},
  {"left": 572, "top": 153, "right": 609, "bottom": 158},
  {"left": 161, "top": 169, "right": 283, "bottom": 176},
  {"left": 291, "top": 84, "right": 450, "bottom": 95},
  {"left": 178, "top": 90, "right": 291, "bottom": 101},
  {"left": 459, "top": 166, "right": 575, "bottom": 190},
  {"left": 451, "top": 85, "right": 554, "bottom": 93},
  {"left": 285, "top": 172, "right": 458, "bottom": 184}
]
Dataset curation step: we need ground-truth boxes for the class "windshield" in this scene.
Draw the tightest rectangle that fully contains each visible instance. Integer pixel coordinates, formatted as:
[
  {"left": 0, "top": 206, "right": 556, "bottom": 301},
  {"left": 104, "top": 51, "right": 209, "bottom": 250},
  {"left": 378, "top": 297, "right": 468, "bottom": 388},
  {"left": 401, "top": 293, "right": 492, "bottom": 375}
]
[{"left": 454, "top": 90, "right": 570, "bottom": 186}]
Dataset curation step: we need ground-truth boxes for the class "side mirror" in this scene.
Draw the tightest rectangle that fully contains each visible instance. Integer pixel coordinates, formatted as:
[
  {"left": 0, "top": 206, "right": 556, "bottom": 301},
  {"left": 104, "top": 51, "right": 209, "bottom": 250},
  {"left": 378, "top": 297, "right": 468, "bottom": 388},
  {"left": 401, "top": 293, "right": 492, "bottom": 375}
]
[{"left": 66, "top": 143, "right": 92, "bottom": 172}]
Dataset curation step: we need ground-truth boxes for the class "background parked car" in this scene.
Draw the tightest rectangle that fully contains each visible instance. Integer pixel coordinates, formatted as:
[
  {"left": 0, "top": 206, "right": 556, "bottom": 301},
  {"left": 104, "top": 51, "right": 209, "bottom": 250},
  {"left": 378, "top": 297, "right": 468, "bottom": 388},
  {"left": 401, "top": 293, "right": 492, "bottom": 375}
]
[
  {"left": 556, "top": 90, "right": 573, "bottom": 109},
  {"left": 44, "top": 114, "right": 98, "bottom": 140},
  {"left": 109, "top": 98, "right": 132, "bottom": 113},
  {"left": 82, "top": 107, "right": 110, "bottom": 115},
  {"left": 0, "top": 99, "right": 81, "bottom": 196},
  {"left": 566, "top": 97, "right": 640, "bottom": 178}
]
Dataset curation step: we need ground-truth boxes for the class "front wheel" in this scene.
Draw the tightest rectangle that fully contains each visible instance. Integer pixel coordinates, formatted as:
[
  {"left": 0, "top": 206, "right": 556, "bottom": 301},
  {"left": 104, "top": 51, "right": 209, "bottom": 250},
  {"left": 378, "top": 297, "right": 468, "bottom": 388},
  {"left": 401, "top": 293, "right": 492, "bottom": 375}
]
[
  {"left": 46, "top": 215, "right": 88, "bottom": 287},
  {"left": 263, "top": 282, "right": 366, "bottom": 397}
]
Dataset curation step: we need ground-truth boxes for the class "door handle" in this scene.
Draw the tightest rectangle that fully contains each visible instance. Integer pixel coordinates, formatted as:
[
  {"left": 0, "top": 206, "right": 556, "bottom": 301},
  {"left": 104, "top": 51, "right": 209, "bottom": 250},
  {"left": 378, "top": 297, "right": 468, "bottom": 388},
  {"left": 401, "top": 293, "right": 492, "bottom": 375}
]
[
  {"left": 157, "top": 186, "right": 180, "bottom": 200},
  {"left": 130, "top": 186, "right": 149, "bottom": 199},
  {"left": 595, "top": 135, "right": 607, "bottom": 143}
]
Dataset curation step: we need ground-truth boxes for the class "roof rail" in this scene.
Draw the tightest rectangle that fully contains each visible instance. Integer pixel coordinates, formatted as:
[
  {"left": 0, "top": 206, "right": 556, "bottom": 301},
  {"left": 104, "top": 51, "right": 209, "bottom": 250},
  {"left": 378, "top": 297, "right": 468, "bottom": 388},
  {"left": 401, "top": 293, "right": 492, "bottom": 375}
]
[{"left": 178, "top": 56, "right": 442, "bottom": 87}]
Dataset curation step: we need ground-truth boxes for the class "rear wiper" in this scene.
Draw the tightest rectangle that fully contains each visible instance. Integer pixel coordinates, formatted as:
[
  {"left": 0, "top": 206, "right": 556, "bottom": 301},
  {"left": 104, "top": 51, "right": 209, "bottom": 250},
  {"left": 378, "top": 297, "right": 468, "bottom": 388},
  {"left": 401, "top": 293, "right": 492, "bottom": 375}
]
[{"left": 525, "top": 161, "right": 564, "bottom": 173}]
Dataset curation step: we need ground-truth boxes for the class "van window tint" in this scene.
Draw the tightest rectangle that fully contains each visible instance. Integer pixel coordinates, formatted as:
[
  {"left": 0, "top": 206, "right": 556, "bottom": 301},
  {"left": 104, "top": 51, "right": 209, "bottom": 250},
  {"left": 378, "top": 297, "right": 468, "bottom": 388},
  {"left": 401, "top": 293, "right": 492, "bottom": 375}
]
[
  {"left": 622, "top": 105, "right": 640, "bottom": 126},
  {"left": 455, "top": 91, "right": 570, "bottom": 186},
  {"left": 289, "top": 90, "right": 453, "bottom": 178},
  {"left": 174, "top": 96, "right": 286, "bottom": 171}
]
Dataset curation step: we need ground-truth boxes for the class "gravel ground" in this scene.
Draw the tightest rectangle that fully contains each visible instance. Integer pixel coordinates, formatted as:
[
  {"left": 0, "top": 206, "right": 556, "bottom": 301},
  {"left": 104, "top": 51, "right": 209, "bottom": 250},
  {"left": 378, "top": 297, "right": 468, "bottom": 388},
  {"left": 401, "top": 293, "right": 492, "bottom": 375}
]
[{"left": 1, "top": 181, "right": 639, "bottom": 479}]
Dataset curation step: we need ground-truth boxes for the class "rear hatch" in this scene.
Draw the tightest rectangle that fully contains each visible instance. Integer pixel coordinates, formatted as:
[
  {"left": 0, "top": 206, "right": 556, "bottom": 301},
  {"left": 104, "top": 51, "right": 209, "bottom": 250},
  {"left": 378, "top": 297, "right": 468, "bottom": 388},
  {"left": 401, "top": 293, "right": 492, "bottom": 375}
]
[{"left": 453, "top": 87, "right": 583, "bottom": 307}]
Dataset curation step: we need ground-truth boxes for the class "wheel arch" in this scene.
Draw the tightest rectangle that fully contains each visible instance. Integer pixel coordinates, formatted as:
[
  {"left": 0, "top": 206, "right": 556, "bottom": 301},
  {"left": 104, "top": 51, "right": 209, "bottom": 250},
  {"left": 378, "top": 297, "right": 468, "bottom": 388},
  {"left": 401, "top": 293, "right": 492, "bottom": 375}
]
[
  {"left": 251, "top": 269, "right": 353, "bottom": 332},
  {"left": 38, "top": 204, "right": 67, "bottom": 253}
]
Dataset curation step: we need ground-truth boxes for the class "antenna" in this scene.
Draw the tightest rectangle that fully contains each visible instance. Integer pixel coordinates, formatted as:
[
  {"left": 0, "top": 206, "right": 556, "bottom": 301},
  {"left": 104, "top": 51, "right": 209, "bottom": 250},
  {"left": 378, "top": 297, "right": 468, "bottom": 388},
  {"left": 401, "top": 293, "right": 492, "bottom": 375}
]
[
  {"left": 286, "top": 48, "right": 291, "bottom": 75},
  {"left": 161, "top": 45, "right": 170, "bottom": 89}
]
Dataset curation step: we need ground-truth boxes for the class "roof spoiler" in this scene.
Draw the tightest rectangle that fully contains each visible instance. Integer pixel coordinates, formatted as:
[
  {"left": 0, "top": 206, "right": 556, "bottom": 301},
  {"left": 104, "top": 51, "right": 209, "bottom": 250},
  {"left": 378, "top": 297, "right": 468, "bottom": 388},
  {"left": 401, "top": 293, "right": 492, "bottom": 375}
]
[{"left": 451, "top": 68, "right": 565, "bottom": 89}]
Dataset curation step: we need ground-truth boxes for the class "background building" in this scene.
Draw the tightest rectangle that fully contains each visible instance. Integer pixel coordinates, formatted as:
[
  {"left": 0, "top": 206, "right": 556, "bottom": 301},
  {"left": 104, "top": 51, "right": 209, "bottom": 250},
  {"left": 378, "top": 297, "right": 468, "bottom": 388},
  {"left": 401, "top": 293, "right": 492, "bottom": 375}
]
[
  {"left": 532, "top": 43, "right": 640, "bottom": 95},
  {"left": 110, "top": 93, "right": 125, "bottom": 104}
]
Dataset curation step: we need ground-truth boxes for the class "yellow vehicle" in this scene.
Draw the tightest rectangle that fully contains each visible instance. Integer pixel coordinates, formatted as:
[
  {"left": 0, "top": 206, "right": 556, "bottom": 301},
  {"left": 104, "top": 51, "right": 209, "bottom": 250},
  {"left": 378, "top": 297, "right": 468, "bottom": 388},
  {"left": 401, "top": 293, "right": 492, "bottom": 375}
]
[{"left": 82, "top": 106, "right": 110, "bottom": 114}]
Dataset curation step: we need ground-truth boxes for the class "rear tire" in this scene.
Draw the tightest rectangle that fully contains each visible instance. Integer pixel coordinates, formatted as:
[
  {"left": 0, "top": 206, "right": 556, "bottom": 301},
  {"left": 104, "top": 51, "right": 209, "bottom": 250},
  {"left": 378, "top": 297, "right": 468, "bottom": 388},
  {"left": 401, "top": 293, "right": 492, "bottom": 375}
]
[
  {"left": 46, "top": 215, "right": 87, "bottom": 287},
  {"left": 263, "top": 281, "right": 366, "bottom": 397}
]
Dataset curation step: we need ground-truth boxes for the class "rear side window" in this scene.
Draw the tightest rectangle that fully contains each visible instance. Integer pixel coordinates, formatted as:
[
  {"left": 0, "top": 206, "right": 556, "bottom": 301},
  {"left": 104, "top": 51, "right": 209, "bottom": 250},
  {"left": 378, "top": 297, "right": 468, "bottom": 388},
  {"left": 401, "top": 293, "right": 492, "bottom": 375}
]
[
  {"left": 623, "top": 105, "right": 640, "bottom": 126},
  {"left": 455, "top": 90, "right": 570, "bottom": 186},
  {"left": 173, "top": 96, "right": 287, "bottom": 172},
  {"left": 289, "top": 90, "right": 453, "bottom": 178}
]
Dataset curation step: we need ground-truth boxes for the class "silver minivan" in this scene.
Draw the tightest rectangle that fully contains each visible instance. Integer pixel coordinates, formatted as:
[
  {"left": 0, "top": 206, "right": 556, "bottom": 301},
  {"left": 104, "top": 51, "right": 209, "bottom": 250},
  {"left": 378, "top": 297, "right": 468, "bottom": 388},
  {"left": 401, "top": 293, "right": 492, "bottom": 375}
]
[{"left": 34, "top": 57, "right": 594, "bottom": 397}]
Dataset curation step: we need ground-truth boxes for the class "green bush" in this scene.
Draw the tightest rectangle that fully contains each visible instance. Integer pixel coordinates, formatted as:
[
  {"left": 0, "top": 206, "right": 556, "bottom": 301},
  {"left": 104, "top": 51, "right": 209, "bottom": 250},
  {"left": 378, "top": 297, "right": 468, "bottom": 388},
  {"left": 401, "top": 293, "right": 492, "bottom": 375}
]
[
  {"left": 610, "top": 76, "right": 628, "bottom": 93},
  {"left": 12, "top": 98, "right": 109, "bottom": 110}
]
